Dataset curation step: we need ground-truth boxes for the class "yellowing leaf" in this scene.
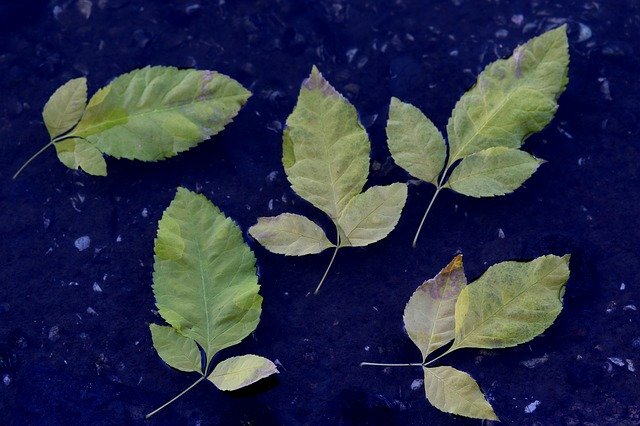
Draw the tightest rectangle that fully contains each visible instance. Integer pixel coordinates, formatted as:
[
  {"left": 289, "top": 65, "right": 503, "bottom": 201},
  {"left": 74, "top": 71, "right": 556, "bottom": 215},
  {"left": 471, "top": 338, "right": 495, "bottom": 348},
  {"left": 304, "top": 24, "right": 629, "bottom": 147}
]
[
  {"left": 423, "top": 366, "right": 498, "bottom": 421},
  {"left": 282, "top": 66, "right": 369, "bottom": 220},
  {"left": 253, "top": 67, "right": 407, "bottom": 293},
  {"left": 54, "top": 137, "right": 107, "bottom": 176},
  {"left": 150, "top": 324, "right": 202, "bottom": 373},
  {"left": 153, "top": 187, "right": 262, "bottom": 364},
  {"left": 446, "top": 147, "right": 543, "bottom": 197},
  {"left": 453, "top": 254, "right": 570, "bottom": 350},
  {"left": 446, "top": 25, "right": 569, "bottom": 164},
  {"left": 403, "top": 254, "right": 466, "bottom": 360},
  {"left": 15, "top": 67, "right": 250, "bottom": 179},
  {"left": 207, "top": 354, "right": 278, "bottom": 391},
  {"left": 43, "top": 77, "right": 87, "bottom": 139},
  {"left": 386, "top": 97, "right": 446, "bottom": 185},
  {"left": 337, "top": 183, "right": 408, "bottom": 247},
  {"left": 249, "top": 213, "right": 334, "bottom": 255}
]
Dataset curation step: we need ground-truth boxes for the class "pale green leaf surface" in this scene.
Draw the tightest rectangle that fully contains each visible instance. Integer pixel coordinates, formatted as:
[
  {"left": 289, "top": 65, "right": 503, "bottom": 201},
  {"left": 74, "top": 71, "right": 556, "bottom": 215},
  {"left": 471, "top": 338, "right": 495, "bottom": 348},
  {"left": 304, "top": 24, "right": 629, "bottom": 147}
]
[
  {"left": 208, "top": 354, "right": 278, "bottom": 391},
  {"left": 71, "top": 66, "right": 250, "bottom": 161},
  {"left": 54, "top": 138, "right": 107, "bottom": 176},
  {"left": 403, "top": 254, "right": 466, "bottom": 361},
  {"left": 453, "top": 254, "right": 570, "bottom": 350},
  {"left": 386, "top": 97, "right": 446, "bottom": 185},
  {"left": 248, "top": 213, "right": 334, "bottom": 256},
  {"left": 446, "top": 147, "right": 543, "bottom": 197},
  {"left": 424, "top": 366, "right": 498, "bottom": 421},
  {"left": 282, "top": 66, "right": 370, "bottom": 220},
  {"left": 43, "top": 77, "right": 87, "bottom": 139},
  {"left": 153, "top": 187, "right": 262, "bottom": 363},
  {"left": 337, "top": 183, "right": 408, "bottom": 247},
  {"left": 149, "top": 324, "right": 202, "bottom": 373},
  {"left": 446, "top": 26, "right": 569, "bottom": 164}
]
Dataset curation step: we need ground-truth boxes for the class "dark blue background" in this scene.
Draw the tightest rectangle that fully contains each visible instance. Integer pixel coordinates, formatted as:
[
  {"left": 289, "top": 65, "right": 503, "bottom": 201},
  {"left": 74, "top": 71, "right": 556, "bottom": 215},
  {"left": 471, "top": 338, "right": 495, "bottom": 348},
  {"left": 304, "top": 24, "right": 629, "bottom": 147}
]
[{"left": 1, "top": 0, "right": 638, "bottom": 424}]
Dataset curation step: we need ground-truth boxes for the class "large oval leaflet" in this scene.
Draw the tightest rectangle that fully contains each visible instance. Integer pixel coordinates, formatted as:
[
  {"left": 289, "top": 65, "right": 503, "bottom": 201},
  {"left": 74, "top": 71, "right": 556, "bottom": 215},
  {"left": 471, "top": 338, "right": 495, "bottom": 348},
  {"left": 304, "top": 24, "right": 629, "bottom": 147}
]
[
  {"left": 249, "top": 66, "right": 408, "bottom": 294},
  {"left": 146, "top": 187, "right": 277, "bottom": 419},
  {"left": 386, "top": 26, "right": 570, "bottom": 247},
  {"left": 361, "top": 253, "right": 571, "bottom": 421},
  {"left": 14, "top": 66, "right": 251, "bottom": 178}
]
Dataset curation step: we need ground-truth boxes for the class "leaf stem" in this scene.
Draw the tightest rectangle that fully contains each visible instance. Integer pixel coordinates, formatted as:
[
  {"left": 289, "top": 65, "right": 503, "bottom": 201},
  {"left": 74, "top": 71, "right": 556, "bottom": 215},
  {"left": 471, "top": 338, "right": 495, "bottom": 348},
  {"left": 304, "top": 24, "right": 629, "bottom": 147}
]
[
  {"left": 360, "top": 362, "right": 423, "bottom": 368},
  {"left": 423, "top": 347, "right": 456, "bottom": 367},
  {"left": 12, "top": 141, "right": 54, "bottom": 179},
  {"left": 314, "top": 243, "right": 339, "bottom": 295},
  {"left": 145, "top": 375, "right": 206, "bottom": 419},
  {"left": 412, "top": 186, "right": 442, "bottom": 248}
]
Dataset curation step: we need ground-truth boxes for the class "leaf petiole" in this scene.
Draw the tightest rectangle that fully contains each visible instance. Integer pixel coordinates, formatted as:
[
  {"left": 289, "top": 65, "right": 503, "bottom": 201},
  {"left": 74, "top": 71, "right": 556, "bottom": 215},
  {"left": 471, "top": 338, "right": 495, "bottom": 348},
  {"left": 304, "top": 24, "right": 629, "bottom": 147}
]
[
  {"left": 145, "top": 375, "right": 206, "bottom": 419},
  {"left": 360, "top": 362, "right": 423, "bottom": 368},
  {"left": 411, "top": 186, "right": 442, "bottom": 248},
  {"left": 12, "top": 141, "right": 55, "bottom": 179},
  {"left": 314, "top": 225, "right": 341, "bottom": 295}
]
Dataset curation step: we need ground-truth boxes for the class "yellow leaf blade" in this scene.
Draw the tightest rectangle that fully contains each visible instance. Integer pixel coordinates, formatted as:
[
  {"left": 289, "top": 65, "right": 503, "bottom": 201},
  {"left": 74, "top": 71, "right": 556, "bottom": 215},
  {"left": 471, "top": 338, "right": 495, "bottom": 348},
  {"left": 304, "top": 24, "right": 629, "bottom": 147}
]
[
  {"left": 149, "top": 324, "right": 202, "bottom": 373},
  {"left": 43, "top": 77, "right": 87, "bottom": 139},
  {"left": 208, "top": 354, "right": 278, "bottom": 391},
  {"left": 249, "top": 213, "right": 334, "bottom": 256}
]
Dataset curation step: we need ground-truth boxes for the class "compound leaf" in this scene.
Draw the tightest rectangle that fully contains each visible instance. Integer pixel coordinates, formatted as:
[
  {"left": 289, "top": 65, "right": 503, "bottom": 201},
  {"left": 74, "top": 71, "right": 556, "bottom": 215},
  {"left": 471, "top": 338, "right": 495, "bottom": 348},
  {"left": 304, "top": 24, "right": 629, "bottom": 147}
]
[
  {"left": 337, "top": 183, "right": 408, "bottom": 247},
  {"left": 446, "top": 147, "right": 543, "bottom": 197},
  {"left": 54, "top": 138, "right": 107, "bottom": 176},
  {"left": 403, "top": 254, "right": 466, "bottom": 361},
  {"left": 150, "top": 324, "right": 202, "bottom": 373},
  {"left": 248, "top": 213, "right": 334, "bottom": 256},
  {"left": 152, "top": 187, "right": 262, "bottom": 364},
  {"left": 387, "top": 97, "right": 446, "bottom": 185},
  {"left": 452, "top": 254, "right": 570, "bottom": 350},
  {"left": 208, "top": 354, "right": 278, "bottom": 391},
  {"left": 71, "top": 66, "right": 250, "bottom": 161},
  {"left": 282, "top": 66, "right": 369, "bottom": 220},
  {"left": 43, "top": 77, "right": 87, "bottom": 139},
  {"left": 423, "top": 366, "right": 498, "bottom": 421},
  {"left": 446, "top": 25, "right": 569, "bottom": 164}
]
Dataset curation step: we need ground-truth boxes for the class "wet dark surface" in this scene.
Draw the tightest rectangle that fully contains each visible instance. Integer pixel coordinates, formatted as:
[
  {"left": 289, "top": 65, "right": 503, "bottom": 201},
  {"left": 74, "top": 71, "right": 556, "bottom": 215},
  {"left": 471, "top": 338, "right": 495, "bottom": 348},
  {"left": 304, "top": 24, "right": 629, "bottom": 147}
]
[{"left": 1, "top": 0, "right": 639, "bottom": 424}]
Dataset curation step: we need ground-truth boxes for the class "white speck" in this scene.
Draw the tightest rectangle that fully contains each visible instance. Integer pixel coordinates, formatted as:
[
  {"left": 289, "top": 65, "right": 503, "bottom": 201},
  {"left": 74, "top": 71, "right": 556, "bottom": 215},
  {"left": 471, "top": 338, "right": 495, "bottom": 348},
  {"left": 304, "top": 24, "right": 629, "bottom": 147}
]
[
  {"left": 623, "top": 305, "right": 637, "bottom": 311},
  {"left": 268, "top": 199, "right": 274, "bottom": 210},
  {"left": 557, "top": 126, "right": 574, "bottom": 139},
  {"left": 92, "top": 283, "right": 102, "bottom": 292},
  {"left": 74, "top": 236, "right": 91, "bottom": 251},
  {"left": 405, "top": 33, "right": 415, "bottom": 42},
  {"left": 598, "top": 77, "right": 612, "bottom": 101},
  {"left": 620, "top": 283, "right": 626, "bottom": 290},
  {"left": 48, "top": 325, "right": 60, "bottom": 341},
  {"left": 449, "top": 49, "right": 459, "bottom": 57},
  {"left": 495, "top": 29, "right": 509, "bottom": 39},
  {"left": 364, "top": 346, "right": 370, "bottom": 351},
  {"left": 2, "top": 375, "right": 10, "bottom": 386},
  {"left": 608, "top": 357, "right": 625, "bottom": 367},
  {"left": 346, "top": 48, "right": 358, "bottom": 63},
  {"left": 577, "top": 23, "right": 592, "bottom": 42},
  {"left": 43, "top": 217, "right": 51, "bottom": 229},
  {"left": 578, "top": 157, "right": 586, "bottom": 166},
  {"left": 86, "top": 307, "right": 97, "bottom": 315},
  {"left": 410, "top": 379, "right": 423, "bottom": 390},
  {"left": 520, "top": 354, "right": 549, "bottom": 369},
  {"left": 266, "top": 171, "right": 278, "bottom": 183},
  {"left": 511, "top": 14, "right": 524, "bottom": 26},
  {"left": 185, "top": 3, "right": 200, "bottom": 14},
  {"left": 53, "top": 5, "right": 63, "bottom": 19},
  {"left": 524, "top": 400, "right": 540, "bottom": 413},
  {"left": 116, "top": 235, "right": 122, "bottom": 243},
  {"left": 498, "top": 228, "right": 505, "bottom": 239},
  {"left": 141, "top": 208, "right": 149, "bottom": 218},
  {"left": 627, "top": 359, "right": 635, "bottom": 372}
]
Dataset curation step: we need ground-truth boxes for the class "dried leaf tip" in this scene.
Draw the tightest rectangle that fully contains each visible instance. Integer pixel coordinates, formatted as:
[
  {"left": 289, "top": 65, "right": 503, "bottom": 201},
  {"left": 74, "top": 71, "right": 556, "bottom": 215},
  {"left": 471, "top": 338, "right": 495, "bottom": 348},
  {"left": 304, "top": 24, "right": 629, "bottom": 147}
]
[{"left": 302, "top": 65, "right": 340, "bottom": 98}]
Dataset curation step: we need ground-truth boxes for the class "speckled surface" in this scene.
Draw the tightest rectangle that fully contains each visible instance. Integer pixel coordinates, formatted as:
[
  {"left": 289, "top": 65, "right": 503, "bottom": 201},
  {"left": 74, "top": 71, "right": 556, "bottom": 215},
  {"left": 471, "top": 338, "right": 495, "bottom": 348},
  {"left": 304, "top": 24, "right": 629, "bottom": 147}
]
[{"left": 1, "top": 1, "right": 639, "bottom": 425}]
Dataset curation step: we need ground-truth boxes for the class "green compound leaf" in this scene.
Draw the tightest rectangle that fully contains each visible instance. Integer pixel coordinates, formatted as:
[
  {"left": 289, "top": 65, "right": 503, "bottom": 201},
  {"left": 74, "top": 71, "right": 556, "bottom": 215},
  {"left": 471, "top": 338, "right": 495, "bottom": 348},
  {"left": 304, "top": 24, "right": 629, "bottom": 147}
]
[
  {"left": 337, "top": 183, "right": 408, "bottom": 247},
  {"left": 446, "top": 25, "right": 569, "bottom": 164},
  {"left": 452, "top": 254, "right": 570, "bottom": 350},
  {"left": 153, "top": 187, "right": 262, "bottom": 364},
  {"left": 386, "top": 97, "right": 446, "bottom": 185},
  {"left": 249, "top": 213, "right": 334, "bottom": 256},
  {"left": 208, "top": 355, "right": 278, "bottom": 391},
  {"left": 403, "top": 254, "right": 466, "bottom": 361},
  {"left": 385, "top": 26, "right": 569, "bottom": 247},
  {"left": 282, "top": 65, "right": 370, "bottom": 221},
  {"left": 252, "top": 67, "right": 408, "bottom": 293},
  {"left": 423, "top": 366, "right": 498, "bottom": 421},
  {"left": 15, "top": 66, "right": 250, "bottom": 179},
  {"left": 54, "top": 138, "right": 107, "bottom": 176},
  {"left": 446, "top": 147, "right": 544, "bottom": 197},
  {"left": 150, "top": 324, "right": 202, "bottom": 373},
  {"left": 361, "top": 253, "right": 570, "bottom": 421},
  {"left": 147, "top": 188, "right": 276, "bottom": 419},
  {"left": 43, "top": 77, "right": 87, "bottom": 139}
]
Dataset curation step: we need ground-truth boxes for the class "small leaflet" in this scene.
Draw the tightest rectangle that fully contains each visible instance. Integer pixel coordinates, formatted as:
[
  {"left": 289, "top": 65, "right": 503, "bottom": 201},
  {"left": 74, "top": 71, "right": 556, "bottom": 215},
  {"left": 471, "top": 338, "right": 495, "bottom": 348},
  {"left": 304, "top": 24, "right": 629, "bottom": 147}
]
[
  {"left": 361, "top": 253, "right": 571, "bottom": 420},
  {"left": 249, "top": 66, "right": 408, "bottom": 293},
  {"left": 146, "top": 188, "right": 277, "bottom": 418},
  {"left": 386, "top": 26, "right": 569, "bottom": 246},
  {"left": 15, "top": 66, "right": 251, "bottom": 178}
]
